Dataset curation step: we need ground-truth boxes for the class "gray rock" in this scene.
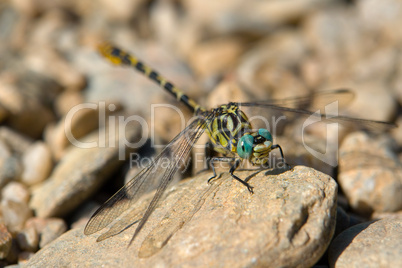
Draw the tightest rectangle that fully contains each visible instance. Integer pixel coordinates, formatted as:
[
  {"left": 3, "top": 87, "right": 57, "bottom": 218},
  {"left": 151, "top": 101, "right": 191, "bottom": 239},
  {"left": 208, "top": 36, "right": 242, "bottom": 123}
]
[
  {"left": 328, "top": 217, "right": 402, "bottom": 268},
  {"left": 26, "top": 166, "right": 337, "bottom": 267}
]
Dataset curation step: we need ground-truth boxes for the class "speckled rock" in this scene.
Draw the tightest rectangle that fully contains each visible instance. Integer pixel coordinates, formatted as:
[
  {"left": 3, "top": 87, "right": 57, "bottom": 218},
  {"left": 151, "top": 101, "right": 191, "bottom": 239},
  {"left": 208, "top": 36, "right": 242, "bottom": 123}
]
[
  {"left": 328, "top": 217, "right": 402, "bottom": 268},
  {"left": 26, "top": 166, "right": 337, "bottom": 267}
]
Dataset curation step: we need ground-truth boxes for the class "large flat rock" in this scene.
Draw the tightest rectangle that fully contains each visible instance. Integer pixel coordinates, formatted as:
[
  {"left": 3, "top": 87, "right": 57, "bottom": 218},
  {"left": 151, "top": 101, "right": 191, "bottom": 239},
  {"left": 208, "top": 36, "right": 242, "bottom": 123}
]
[{"left": 26, "top": 166, "right": 337, "bottom": 267}]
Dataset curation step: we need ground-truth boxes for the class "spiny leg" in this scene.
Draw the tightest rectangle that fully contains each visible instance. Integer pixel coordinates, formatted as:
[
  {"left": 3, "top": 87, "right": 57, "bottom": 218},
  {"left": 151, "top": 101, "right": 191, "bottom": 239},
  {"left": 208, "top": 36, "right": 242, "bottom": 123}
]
[
  {"left": 229, "top": 159, "right": 254, "bottom": 194},
  {"left": 271, "top": 144, "right": 292, "bottom": 170},
  {"left": 207, "top": 156, "right": 235, "bottom": 184},
  {"left": 208, "top": 157, "right": 254, "bottom": 194}
]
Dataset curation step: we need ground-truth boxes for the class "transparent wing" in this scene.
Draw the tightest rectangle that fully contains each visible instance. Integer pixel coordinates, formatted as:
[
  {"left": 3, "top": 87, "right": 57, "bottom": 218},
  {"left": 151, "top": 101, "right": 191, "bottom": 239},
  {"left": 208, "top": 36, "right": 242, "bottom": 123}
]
[
  {"left": 253, "top": 89, "right": 355, "bottom": 110},
  {"left": 84, "top": 116, "right": 208, "bottom": 244},
  {"left": 239, "top": 89, "right": 396, "bottom": 131}
]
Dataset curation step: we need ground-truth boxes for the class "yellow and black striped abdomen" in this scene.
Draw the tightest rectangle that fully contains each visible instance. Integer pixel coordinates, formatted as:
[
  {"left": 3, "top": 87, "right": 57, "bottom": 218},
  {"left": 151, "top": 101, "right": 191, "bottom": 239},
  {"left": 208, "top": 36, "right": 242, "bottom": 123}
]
[
  {"left": 205, "top": 104, "right": 252, "bottom": 155},
  {"left": 98, "top": 43, "right": 204, "bottom": 114}
]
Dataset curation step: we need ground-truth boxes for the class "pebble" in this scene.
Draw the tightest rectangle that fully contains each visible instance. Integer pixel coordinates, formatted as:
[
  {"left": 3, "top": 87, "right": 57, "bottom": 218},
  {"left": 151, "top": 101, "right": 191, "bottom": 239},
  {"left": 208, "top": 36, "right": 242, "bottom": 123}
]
[
  {"left": 0, "top": 73, "right": 55, "bottom": 138},
  {"left": 24, "top": 218, "right": 67, "bottom": 249},
  {"left": 357, "top": 0, "right": 402, "bottom": 43},
  {"left": 372, "top": 210, "right": 402, "bottom": 220},
  {"left": 10, "top": 0, "right": 70, "bottom": 17},
  {"left": 30, "top": 123, "right": 140, "bottom": 218},
  {"left": 183, "top": 0, "right": 334, "bottom": 35},
  {"left": 0, "top": 155, "right": 22, "bottom": 190},
  {"left": 0, "top": 223, "right": 12, "bottom": 259},
  {"left": 20, "top": 142, "right": 53, "bottom": 186},
  {"left": 1, "top": 181, "right": 30, "bottom": 204},
  {"left": 338, "top": 82, "right": 397, "bottom": 124},
  {"left": 44, "top": 101, "right": 122, "bottom": 160},
  {"left": 237, "top": 32, "right": 308, "bottom": 100},
  {"left": 26, "top": 166, "right": 337, "bottom": 267},
  {"left": 275, "top": 134, "right": 336, "bottom": 177},
  {"left": 5, "top": 239, "right": 19, "bottom": 264},
  {"left": 0, "top": 103, "right": 8, "bottom": 123},
  {"left": 328, "top": 217, "right": 402, "bottom": 267},
  {"left": 0, "top": 139, "right": 11, "bottom": 159},
  {"left": 38, "top": 218, "right": 67, "bottom": 248},
  {"left": 18, "top": 251, "right": 35, "bottom": 264},
  {"left": 98, "top": 0, "right": 146, "bottom": 22},
  {"left": 24, "top": 45, "right": 86, "bottom": 91},
  {"left": 54, "top": 90, "right": 85, "bottom": 117},
  {"left": 206, "top": 79, "right": 252, "bottom": 109},
  {"left": 188, "top": 37, "right": 246, "bottom": 79},
  {"left": 1, "top": 200, "right": 33, "bottom": 234},
  {"left": 338, "top": 132, "right": 402, "bottom": 215},
  {"left": 16, "top": 225, "right": 38, "bottom": 252},
  {"left": 0, "top": 127, "right": 32, "bottom": 155}
]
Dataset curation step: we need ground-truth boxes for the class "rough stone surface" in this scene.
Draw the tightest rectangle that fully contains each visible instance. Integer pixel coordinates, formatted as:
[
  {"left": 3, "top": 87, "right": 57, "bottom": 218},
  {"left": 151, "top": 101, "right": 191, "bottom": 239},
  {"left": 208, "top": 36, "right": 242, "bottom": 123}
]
[
  {"left": 30, "top": 124, "right": 140, "bottom": 218},
  {"left": 328, "top": 217, "right": 402, "bottom": 268},
  {"left": 26, "top": 166, "right": 337, "bottom": 267},
  {"left": 338, "top": 132, "right": 402, "bottom": 215}
]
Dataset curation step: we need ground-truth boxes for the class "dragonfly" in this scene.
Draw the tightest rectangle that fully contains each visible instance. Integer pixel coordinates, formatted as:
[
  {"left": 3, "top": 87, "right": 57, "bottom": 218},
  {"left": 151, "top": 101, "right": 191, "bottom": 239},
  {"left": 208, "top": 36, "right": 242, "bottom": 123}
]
[{"left": 84, "top": 42, "right": 395, "bottom": 246}]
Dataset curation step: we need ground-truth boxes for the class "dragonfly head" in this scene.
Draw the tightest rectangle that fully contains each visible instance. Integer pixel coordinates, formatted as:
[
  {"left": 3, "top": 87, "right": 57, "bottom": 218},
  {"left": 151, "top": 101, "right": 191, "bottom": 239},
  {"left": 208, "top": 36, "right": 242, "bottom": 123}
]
[{"left": 237, "top": 128, "right": 273, "bottom": 165}]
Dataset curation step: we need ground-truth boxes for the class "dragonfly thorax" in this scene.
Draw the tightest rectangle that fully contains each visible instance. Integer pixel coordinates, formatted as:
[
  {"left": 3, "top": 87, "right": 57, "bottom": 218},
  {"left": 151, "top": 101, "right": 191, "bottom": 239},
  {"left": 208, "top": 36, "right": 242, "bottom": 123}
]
[
  {"left": 204, "top": 103, "right": 252, "bottom": 155},
  {"left": 237, "top": 128, "right": 273, "bottom": 165}
]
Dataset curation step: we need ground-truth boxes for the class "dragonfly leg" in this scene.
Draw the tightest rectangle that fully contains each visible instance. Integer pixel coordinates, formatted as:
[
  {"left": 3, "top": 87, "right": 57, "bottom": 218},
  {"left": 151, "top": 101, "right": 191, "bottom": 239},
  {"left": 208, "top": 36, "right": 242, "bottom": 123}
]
[
  {"left": 229, "top": 159, "right": 254, "bottom": 194},
  {"left": 207, "top": 156, "right": 235, "bottom": 184},
  {"left": 271, "top": 144, "right": 292, "bottom": 170}
]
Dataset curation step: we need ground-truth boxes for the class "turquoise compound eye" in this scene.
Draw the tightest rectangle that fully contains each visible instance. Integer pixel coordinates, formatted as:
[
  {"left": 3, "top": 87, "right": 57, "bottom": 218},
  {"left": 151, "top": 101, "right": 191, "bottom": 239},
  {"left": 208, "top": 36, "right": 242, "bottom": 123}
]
[
  {"left": 258, "top": 129, "right": 272, "bottom": 142},
  {"left": 237, "top": 134, "right": 254, "bottom": 159}
]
